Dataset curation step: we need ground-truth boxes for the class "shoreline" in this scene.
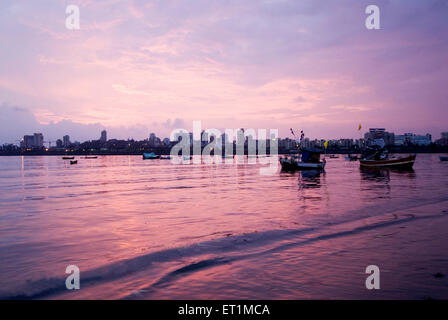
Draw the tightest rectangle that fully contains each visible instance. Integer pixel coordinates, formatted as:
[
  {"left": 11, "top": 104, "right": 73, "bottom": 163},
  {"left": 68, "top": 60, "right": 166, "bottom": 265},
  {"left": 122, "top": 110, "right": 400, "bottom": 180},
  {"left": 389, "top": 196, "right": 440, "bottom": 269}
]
[{"left": 1, "top": 151, "right": 447, "bottom": 157}]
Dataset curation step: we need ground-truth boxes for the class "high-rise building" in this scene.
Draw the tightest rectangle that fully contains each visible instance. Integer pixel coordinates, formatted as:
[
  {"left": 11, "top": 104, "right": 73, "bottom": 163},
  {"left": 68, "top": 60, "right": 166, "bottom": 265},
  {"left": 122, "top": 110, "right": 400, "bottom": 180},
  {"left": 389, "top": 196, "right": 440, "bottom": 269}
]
[
  {"left": 56, "top": 139, "right": 63, "bottom": 148},
  {"left": 21, "top": 133, "right": 44, "bottom": 149},
  {"left": 435, "top": 132, "right": 448, "bottom": 146},
  {"left": 149, "top": 133, "right": 156, "bottom": 145},
  {"left": 63, "top": 135, "right": 71, "bottom": 147},
  {"left": 100, "top": 130, "right": 107, "bottom": 143},
  {"left": 364, "top": 128, "right": 395, "bottom": 146},
  {"left": 395, "top": 133, "right": 432, "bottom": 146},
  {"left": 33, "top": 133, "right": 44, "bottom": 148},
  {"left": 21, "top": 135, "right": 34, "bottom": 148}
]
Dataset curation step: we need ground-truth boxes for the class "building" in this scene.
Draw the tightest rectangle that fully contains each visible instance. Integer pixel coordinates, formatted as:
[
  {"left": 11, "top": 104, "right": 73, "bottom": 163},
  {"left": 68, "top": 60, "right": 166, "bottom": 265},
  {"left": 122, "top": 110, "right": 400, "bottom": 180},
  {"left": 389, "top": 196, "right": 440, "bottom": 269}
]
[
  {"left": 21, "top": 133, "right": 44, "bottom": 149},
  {"left": 100, "top": 130, "right": 107, "bottom": 143},
  {"left": 56, "top": 139, "right": 63, "bottom": 148},
  {"left": 435, "top": 132, "right": 448, "bottom": 146},
  {"left": 395, "top": 133, "right": 432, "bottom": 146},
  {"left": 364, "top": 128, "right": 395, "bottom": 146},
  {"left": 338, "top": 139, "right": 354, "bottom": 149},
  {"left": 63, "top": 135, "right": 71, "bottom": 147},
  {"left": 162, "top": 138, "right": 171, "bottom": 146}
]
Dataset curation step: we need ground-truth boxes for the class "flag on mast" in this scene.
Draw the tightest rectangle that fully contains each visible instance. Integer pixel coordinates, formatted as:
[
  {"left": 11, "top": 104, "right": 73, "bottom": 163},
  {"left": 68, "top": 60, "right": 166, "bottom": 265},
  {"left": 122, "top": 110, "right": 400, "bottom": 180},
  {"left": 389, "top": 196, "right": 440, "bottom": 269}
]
[{"left": 324, "top": 140, "right": 329, "bottom": 149}]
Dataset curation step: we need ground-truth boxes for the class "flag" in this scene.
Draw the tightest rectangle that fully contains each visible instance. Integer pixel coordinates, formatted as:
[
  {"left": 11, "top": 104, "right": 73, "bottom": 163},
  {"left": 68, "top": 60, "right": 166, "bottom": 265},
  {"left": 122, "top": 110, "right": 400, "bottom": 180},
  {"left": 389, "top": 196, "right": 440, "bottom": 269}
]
[
  {"left": 290, "top": 128, "right": 295, "bottom": 136},
  {"left": 358, "top": 124, "right": 362, "bottom": 131},
  {"left": 324, "top": 140, "right": 329, "bottom": 149},
  {"left": 300, "top": 130, "right": 304, "bottom": 142}
]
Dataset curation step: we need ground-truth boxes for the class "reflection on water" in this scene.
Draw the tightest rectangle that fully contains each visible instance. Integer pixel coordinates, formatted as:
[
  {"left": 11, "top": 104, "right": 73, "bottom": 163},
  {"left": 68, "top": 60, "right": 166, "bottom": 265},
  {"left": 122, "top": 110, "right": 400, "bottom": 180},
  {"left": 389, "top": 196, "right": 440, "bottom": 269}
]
[{"left": 0, "top": 154, "right": 448, "bottom": 299}]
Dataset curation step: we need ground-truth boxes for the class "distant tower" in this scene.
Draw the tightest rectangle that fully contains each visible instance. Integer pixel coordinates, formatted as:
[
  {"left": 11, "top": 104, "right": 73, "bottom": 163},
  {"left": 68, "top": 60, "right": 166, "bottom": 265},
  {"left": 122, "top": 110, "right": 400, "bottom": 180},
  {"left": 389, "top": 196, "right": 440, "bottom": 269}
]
[
  {"left": 149, "top": 133, "right": 156, "bottom": 146},
  {"left": 63, "top": 135, "right": 71, "bottom": 147},
  {"left": 100, "top": 130, "right": 107, "bottom": 143},
  {"left": 33, "top": 133, "right": 44, "bottom": 148}
]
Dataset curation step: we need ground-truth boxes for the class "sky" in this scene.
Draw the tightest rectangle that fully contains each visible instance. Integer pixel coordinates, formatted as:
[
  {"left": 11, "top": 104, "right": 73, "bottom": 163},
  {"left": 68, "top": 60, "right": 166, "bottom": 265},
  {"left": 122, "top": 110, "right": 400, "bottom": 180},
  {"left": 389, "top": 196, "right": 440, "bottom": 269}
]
[{"left": 0, "top": 0, "right": 447, "bottom": 144}]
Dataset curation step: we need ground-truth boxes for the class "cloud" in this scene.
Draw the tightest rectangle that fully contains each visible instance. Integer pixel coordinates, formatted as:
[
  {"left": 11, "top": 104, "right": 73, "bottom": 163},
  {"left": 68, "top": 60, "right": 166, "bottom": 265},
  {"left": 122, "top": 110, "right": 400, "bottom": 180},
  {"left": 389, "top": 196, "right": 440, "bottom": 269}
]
[
  {"left": 0, "top": 0, "right": 447, "bottom": 140},
  {"left": 0, "top": 105, "right": 180, "bottom": 144}
]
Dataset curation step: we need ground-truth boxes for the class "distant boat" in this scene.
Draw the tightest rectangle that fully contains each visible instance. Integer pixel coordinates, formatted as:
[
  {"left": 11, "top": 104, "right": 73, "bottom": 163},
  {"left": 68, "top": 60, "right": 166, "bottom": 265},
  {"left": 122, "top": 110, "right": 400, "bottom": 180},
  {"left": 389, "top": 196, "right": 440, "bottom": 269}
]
[
  {"left": 440, "top": 156, "right": 448, "bottom": 162},
  {"left": 329, "top": 154, "right": 339, "bottom": 159},
  {"left": 70, "top": 160, "right": 78, "bottom": 165},
  {"left": 143, "top": 152, "right": 160, "bottom": 160},
  {"left": 280, "top": 148, "right": 326, "bottom": 171},
  {"left": 160, "top": 156, "right": 171, "bottom": 160},
  {"left": 83, "top": 156, "right": 98, "bottom": 159},
  {"left": 62, "top": 156, "right": 75, "bottom": 160}
]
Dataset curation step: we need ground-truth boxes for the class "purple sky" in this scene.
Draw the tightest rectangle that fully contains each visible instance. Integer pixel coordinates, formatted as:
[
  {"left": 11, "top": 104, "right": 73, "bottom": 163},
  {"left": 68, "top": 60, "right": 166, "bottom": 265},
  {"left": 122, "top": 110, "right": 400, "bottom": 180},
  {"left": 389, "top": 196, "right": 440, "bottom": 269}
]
[{"left": 1, "top": 0, "right": 447, "bottom": 143}]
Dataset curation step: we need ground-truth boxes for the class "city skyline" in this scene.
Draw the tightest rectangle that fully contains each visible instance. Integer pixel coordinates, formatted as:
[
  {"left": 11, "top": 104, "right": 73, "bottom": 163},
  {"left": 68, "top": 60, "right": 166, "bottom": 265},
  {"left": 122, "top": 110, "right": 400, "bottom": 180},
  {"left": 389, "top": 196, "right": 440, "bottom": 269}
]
[
  {"left": 1, "top": 1, "right": 448, "bottom": 144},
  {"left": 10, "top": 127, "right": 447, "bottom": 149}
]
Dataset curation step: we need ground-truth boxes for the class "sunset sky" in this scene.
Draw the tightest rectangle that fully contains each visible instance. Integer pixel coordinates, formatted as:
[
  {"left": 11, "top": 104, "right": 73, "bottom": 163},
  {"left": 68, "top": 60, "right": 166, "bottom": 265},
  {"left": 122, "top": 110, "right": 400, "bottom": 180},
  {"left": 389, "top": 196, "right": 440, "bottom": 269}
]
[{"left": 1, "top": 0, "right": 447, "bottom": 143}]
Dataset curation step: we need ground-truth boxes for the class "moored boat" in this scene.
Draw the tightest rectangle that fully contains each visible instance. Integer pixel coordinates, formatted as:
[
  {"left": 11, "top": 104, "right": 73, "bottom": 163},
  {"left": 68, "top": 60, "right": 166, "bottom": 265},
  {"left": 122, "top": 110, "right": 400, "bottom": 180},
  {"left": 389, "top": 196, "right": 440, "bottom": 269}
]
[
  {"left": 142, "top": 152, "right": 160, "bottom": 160},
  {"left": 440, "top": 156, "right": 448, "bottom": 162},
  {"left": 280, "top": 148, "right": 326, "bottom": 171},
  {"left": 360, "top": 154, "right": 416, "bottom": 169}
]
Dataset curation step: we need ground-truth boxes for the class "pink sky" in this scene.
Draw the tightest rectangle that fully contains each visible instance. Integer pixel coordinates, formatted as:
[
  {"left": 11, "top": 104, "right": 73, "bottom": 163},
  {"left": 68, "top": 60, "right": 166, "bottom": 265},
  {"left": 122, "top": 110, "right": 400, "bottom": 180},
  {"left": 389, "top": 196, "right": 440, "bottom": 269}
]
[{"left": 1, "top": 0, "right": 447, "bottom": 143}]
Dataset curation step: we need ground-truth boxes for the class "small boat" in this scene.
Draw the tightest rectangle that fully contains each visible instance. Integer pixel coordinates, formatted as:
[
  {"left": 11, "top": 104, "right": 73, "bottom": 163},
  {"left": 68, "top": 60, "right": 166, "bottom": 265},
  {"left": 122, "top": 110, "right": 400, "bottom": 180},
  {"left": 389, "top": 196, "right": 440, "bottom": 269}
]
[
  {"left": 62, "top": 156, "right": 75, "bottom": 160},
  {"left": 440, "top": 156, "right": 448, "bottom": 162},
  {"left": 329, "top": 154, "right": 339, "bottom": 159},
  {"left": 160, "top": 156, "right": 171, "bottom": 160},
  {"left": 360, "top": 154, "right": 416, "bottom": 169},
  {"left": 142, "top": 152, "right": 160, "bottom": 160},
  {"left": 70, "top": 160, "right": 78, "bottom": 165},
  {"left": 83, "top": 156, "right": 98, "bottom": 159},
  {"left": 280, "top": 148, "right": 326, "bottom": 171}
]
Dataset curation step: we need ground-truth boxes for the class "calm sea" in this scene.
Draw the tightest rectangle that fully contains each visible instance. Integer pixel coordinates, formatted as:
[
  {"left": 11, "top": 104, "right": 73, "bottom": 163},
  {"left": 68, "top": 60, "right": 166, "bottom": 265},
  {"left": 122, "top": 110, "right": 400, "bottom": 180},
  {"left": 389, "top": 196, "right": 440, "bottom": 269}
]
[{"left": 0, "top": 154, "right": 448, "bottom": 299}]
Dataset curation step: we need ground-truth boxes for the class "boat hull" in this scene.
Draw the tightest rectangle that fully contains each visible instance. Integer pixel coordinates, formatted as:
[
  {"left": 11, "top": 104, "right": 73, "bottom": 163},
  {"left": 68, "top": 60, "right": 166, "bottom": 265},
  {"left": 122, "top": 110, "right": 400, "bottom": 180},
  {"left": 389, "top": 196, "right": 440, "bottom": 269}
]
[
  {"left": 360, "top": 155, "right": 416, "bottom": 169},
  {"left": 280, "top": 158, "right": 325, "bottom": 171},
  {"left": 143, "top": 153, "right": 160, "bottom": 160},
  {"left": 440, "top": 156, "right": 448, "bottom": 162}
]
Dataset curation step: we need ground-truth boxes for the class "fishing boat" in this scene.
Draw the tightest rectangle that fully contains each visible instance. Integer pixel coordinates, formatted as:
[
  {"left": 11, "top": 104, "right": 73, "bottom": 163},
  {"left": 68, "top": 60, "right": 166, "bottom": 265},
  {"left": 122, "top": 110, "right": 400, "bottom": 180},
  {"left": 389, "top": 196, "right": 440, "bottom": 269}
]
[
  {"left": 280, "top": 148, "right": 326, "bottom": 171},
  {"left": 142, "top": 152, "right": 160, "bottom": 160},
  {"left": 360, "top": 144, "right": 416, "bottom": 169},
  {"left": 440, "top": 156, "right": 448, "bottom": 162},
  {"left": 70, "top": 160, "right": 78, "bottom": 165},
  {"left": 360, "top": 155, "right": 416, "bottom": 169},
  {"left": 62, "top": 156, "right": 75, "bottom": 160}
]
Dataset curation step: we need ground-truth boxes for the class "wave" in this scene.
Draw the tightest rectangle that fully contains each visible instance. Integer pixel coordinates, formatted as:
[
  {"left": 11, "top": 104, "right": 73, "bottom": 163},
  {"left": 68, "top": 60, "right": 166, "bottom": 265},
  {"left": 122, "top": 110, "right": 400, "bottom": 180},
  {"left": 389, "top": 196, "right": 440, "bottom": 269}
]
[{"left": 2, "top": 201, "right": 447, "bottom": 300}]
